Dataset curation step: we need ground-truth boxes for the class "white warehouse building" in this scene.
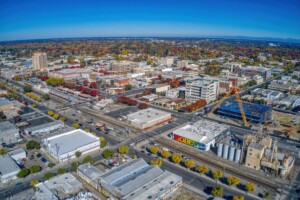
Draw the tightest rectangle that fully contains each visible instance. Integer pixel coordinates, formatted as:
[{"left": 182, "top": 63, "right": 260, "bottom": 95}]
[
  {"left": 43, "top": 129, "right": 100, "bottom": 162},
  {"left": 171, "top": 119, "right": 230, "bottom": 151}
]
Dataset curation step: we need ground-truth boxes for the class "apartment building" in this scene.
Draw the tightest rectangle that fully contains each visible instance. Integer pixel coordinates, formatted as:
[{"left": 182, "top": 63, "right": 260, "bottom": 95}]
[
  {"left": 186, "top": 78, "right": 219, "bottom": 103},
  {"left": 32, "top": 52, "right": 47, "bottom": 71}
]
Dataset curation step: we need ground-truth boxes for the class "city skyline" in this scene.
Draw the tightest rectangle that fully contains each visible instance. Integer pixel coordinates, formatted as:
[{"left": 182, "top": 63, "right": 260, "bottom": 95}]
[{"left": 0, "top": 0, "right": 300, "bottom": 41}]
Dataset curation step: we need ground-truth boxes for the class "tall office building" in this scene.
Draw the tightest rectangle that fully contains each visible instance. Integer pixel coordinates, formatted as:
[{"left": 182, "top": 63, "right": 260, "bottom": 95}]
[{"left": 32, "top": 52, "right": 47, "bottom": 70}]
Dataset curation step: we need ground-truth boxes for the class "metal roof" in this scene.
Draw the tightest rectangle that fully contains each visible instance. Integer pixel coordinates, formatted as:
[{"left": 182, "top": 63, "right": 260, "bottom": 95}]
[{"left": 0, "top": 155, "right": 20, "bottom": 176}]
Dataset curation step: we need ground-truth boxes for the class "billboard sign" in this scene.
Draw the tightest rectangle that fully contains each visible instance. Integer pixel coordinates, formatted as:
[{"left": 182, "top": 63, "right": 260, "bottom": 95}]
[{"left": 178, "top": 90, "right": 186, "bottom": 99}]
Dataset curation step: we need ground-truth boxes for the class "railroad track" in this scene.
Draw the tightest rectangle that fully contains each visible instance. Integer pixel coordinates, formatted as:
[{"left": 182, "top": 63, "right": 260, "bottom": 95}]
[{"left": 155, "top": 139, "right": 279, "bottom": 192}]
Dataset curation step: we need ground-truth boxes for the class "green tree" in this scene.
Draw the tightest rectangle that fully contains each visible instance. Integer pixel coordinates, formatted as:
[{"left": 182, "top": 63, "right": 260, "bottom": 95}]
[
  {"left": 46, "top": 77, "right": 65, "bottom": 86},
  {"left": 211, "top": 187, "right": 223, "bottom": 197},
  {"left": 75, "top": 151, "right": 81, "bottom": 158},
  {"left": 30, "top": 180, "right": 39, "bottom": 187},
  {"left": 171, "top": 154, "right": 182, "bottom": 164},
  {"left": 72, "top": 123, "right": 80, "bottom": 129},
  {"left": 59, "top": 117, "right": 65, "bottom": 121},
  {"left": 17, "top": 168, "right": 30, "bottom": 178},
  {"left": 43, "top": 94, "right": 50, "bottom": 100},
  {"left": 125, "top": 84, "right": 132, "bottom": 91},
  {"left": 44, "top": 172, "right": 55, "bottom": 180},
  {"left": 160, "top": 150, "right": 171, "bottom": 159},
  {"left": 212, "top": 169, "right": 223, "bottom": 183},
  {"left": 26, "top": 140, "right": 40, "bottom": 150},
  {"left": 57, "top": 168, "right": 67, "bottom": 174},
  {"left": 150, "top": 159, "right": 163, "bottom": 167},
  {"left": 264, "top": 192, "right": 270, "bottom": 199},
  {"left": 184, "top": 159, "right": 195, "bottom": 169},
  {"left": 149, "top": 146, "right": 159, "bottom": 154},
  {"left": 245, "top": 182, "right": 255, "bottom": 193},
  {"left": 23, "top": 86, "right": 32, "bottom": 92},
  {"left": 227, "top": 176, "right": 240, "bottom": 187},
  {"left": 82, "top": 156, "right": 95, "bottom": 164},
  {"left": 132, "top": 155, "right": 138, "bottom": 159},
  {"left": 71, "top": 162, "right": 79, "bottom": 172},
  {"left": 29, "top": 165, "right": 42, "bottom": 173},
  {"left": 48, "top": 163, "right": 55, "bottom": 168},
  {"left": 196, "top": 165, "right": 209, "bottom": 175},
  {"left": 100, "top": 140, "right": 107, "bottom": 148},
  {"left": 118, "top": 145, "right": 129, "bottom": 154},
  {"left": 102, "top": 149, "right": 114, "bottom": 159}
]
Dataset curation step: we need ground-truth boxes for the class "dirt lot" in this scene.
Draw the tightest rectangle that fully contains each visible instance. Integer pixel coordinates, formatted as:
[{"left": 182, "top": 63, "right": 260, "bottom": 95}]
[{"left": 271, "top": 111, "right": 300, "bottom": 139}]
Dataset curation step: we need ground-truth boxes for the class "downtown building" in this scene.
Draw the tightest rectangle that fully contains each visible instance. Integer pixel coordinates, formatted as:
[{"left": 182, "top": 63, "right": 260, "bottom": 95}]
[
  {"left": 185, "top": 77, "right": 220, "bottom": 103},
  {"left": 32, "top": 52, "right": 47, "bottom": 71}
]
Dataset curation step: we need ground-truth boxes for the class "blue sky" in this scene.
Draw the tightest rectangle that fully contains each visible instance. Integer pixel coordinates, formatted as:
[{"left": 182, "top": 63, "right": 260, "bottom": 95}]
[{"left": 0, "top": 0, "right": 299, "bottom": 41}]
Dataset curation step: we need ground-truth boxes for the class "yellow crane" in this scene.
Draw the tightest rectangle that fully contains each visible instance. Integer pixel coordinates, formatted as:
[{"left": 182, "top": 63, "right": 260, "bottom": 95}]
[{"left": 209, "top": 87, "right": 250, "bottom": 127}]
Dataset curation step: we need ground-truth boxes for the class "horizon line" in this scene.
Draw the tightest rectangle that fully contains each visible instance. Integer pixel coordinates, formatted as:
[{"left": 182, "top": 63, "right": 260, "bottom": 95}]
[{"left": 1, "top": 35, "right": 300, "bottom": 43}]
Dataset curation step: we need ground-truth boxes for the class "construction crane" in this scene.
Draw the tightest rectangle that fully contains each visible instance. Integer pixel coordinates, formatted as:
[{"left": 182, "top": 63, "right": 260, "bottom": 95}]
[{"left": 209, "top": 86, "right": 250, "bottom": 127}]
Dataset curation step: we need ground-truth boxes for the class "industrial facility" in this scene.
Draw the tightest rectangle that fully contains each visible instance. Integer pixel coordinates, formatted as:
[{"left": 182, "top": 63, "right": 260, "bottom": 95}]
[
  {"left": 242, "top": 132, "right": 295, "bottom": 177},
  {"left": 171, "top": 119, "right": 230, "bottom": 151},
  {"left": 216, "top": 135, "right": 242, "bottom": 163},
  {"left": 127, "top": 108, "right": 172, "bottom": 130},
  {"left": 215, "top": 101, "right": 272, "bottom": 124}
]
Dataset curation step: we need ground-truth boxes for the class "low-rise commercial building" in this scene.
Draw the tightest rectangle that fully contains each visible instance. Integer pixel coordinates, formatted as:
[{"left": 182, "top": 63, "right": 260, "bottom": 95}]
[
  {"left": 78, "top": 158, "right": 182, "bottom": 200},
  {"left": 43, "top": 129, "right": 100, "bottom": 162},
  {"left": 0, "top": 154, "right": 21, "bottom": 183},
  {"left": 127, "top": 108, "right": 172, "bottom": 130},
  {"left": 171, "top": 119, "right": 230, "bottom": 151},
  {"left": 22, "top": 116, "right": 64, "bottom": 135},
  {"left": 8, "top": 148, "right": 26, "bottom": 164},
  {"left": 34, "top": 173, "right": 83, "bottom": 200},
  {"left": 0, "top": 97, "right": 13, "bottom": 112},
  {"left": 151, "top": 84, "right": 171, "bottom": 93},
  {"left": 0, "top": 121, "right": 20, "bottom": 145}
]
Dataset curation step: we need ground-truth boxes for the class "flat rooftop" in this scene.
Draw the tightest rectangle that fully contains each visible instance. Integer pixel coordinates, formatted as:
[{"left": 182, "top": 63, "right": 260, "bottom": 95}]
[
  {"left": 0, "top": 121, "right": 18, "bottom": 133},
  {"left": 0, "top": 97, "right": 12, "bottom": 106},
  {"left": 44, "top": 173, "right": 83, "bottom": 194},
  {"left": 45, "top": 129, "right": 99, "bottom": 156},
  {"left": 127, "top": 108, "right": 171, "bottom": 125},
  {"left": 0, "top": 155, "right": 20, "bottom": 176},
  {"left": 173, "top": 119, "right": 230, "bottom": 144},
  {"left": 77, "top": 163, "right": 104, "bottom": 182}
]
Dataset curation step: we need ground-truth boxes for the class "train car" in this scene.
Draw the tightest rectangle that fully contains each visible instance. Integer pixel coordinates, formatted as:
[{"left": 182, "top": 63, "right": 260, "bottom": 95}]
[
  {"left": 78, "top": 93, "right": 89, "bottom": 98},
  {"left": 67, "top": 89, "right": 76, "bottom": 95},
  {"left": 49, "top": 91, "right": 69, "bottom": 100}
]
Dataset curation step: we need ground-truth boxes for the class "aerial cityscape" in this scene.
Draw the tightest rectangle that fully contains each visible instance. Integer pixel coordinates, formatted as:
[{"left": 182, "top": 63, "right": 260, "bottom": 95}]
[{"left": 0, "top": 1, "right": 300, "bottom": 200}]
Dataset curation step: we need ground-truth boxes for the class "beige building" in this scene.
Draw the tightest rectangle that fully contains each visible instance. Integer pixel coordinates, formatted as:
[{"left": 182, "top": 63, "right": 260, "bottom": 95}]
[{"left": 32, "top": 52, "right": 47, "bottom": 70}]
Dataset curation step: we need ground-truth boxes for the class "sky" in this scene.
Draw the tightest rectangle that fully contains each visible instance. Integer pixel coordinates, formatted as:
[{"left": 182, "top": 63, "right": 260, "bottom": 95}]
[{"left": 0, "top": 0, "right": 300, "bottom": 41}]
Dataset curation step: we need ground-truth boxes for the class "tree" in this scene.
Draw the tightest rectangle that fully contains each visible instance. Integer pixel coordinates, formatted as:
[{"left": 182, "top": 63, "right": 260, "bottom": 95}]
[
  {"left": 211, "top": 187, "right": 223, "bottom": 197},
  {"left": 71, "top": 162, "right": 79, "bottom": 172},
  {"left": 160, "top": 150, "right": 170, "bottom": 159},
  {"left": 132, "top": 155, "right": 138, "bottom": 159},
  {"left": 125, "top": 84, "right": 132, "bottom": 91},
  {"left": 118, "top": 145, "right": 129, "bottom": 154},
  {"left": 227, "top": 176, "right": 240, "bottom": 187},
  {"left": 0, "top": 148, "right": 7, "bottom": 155},
  {"left": 82, "top": 155, "right": 95, "bottom": 164},
  {"left": 59, "top": 117, "right": 65, "bottom": 121},
  {"left": 23, "top": 85, "right": 32, "bottom": 92},
  {"left": 44, "top": 172, "right": 55, "bottom": 180},
  {"left": 48, "top": 110, "right": 54, "bottom": 116},
  {"left": 196, "top": 165, "right": 209, "bottom": 175},
  {"left": 89, "top": 82, "right": 97, "bottom": 88},
  {"left": 184, "top": 159, "right": 195, "bottom": 169},
  {"left": 245, "top": 182, "right": 255, "bottom": 193},
  {"left": 30, "top": 180, "right": 39, "bottom": 187},
  {"left": 46, "top": 77, "right": 65, "bottom": 86},
  {"left": 233, "top": 195, "right": 244, "bottom": 200},
  {"left": 48, "top": 163, "right": 55, "bottom": 168},
  {"left": 212, "top": 169, "right": 223, "bottom": 183},
  {"left": 102, "top": 149, "right": 114, "bottom": 159},
  {"left": 138, "top": 103, "right": 149, "bottom": 109},
  {"left": 100, "top": 140, "right": 107, "bottom": 148},
  {"left": 26, "top": 140, "right": 40, "bottom": 150},
  {"left": 264, "top": 192, "right": 270, "bottom": 199},
  {"left": 17, "top": 168, "right": 30, "bottom": 178},
  {"left": 72, "top": 123, "right": 80, "bottom": 129},
  {"left": 43, "top": 94, "right": 50, "bottom": 100},
  {"left": 57, "top": 168, "right": 67, "bottom": 174},
  {"left": 53, "top": 113, "right": 59, "bottom": 120},
  {"left": 75, "top": 151, "right": 82, "bottom": 158},
  {"left": 171, "top": 154, "right": 182, "bottom": 164},
  {"left": 31, "top": 103, "right": 36, "bottom": 108},
  {"left": 29, "top": 165, "right": 42, "bottom": 173},
  {"left": 150, "top": 159, "right": 163, "bottom": 167},
  {"left": 149, "top": 146, "right": 159, "bottom": 154}
]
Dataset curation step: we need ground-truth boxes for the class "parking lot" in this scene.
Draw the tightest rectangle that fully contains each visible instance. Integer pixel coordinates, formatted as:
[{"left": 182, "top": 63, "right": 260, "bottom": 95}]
[{"left": 105, "top": 106, "right": 139, "bottom": 119}]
